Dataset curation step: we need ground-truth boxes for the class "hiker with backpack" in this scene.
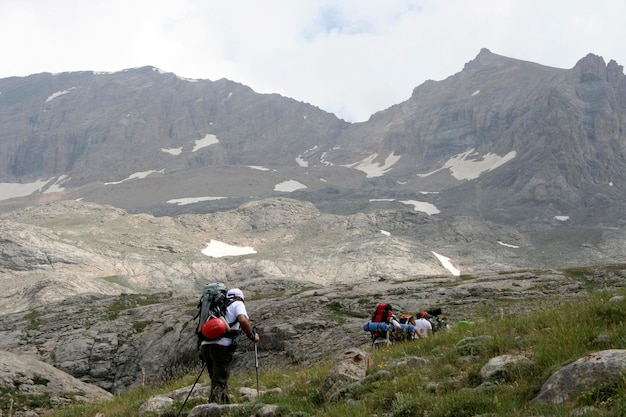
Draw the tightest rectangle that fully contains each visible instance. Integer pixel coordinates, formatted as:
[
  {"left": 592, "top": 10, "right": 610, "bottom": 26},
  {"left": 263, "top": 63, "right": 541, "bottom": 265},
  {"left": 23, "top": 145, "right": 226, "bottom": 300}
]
[
  {"left": 364, "top": 303, "right": 403, "bottom": 347},
  {"left": 399, "top": 314, "right": 419, "bottom": 340},
  {"left": 198, "top": 287, "right": 259, "bottom": 404},
  {"left": 415, "top": 311, "right": 434, "bottom": 338}
]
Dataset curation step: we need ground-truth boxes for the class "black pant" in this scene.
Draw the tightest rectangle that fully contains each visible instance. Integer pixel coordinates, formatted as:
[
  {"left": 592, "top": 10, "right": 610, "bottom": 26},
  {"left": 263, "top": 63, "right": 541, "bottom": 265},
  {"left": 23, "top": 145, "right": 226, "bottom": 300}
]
[{"left": 200, "top": 343, "right": 235, "bottom": 404}]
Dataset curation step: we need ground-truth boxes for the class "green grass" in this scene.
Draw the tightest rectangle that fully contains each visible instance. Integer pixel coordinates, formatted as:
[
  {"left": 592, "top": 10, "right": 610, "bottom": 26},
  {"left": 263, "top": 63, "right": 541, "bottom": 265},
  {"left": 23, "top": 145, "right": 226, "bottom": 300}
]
[
  {"left": 34, "top": 288, "right": 626, "bottom": 417},
  {"left": 106, "top": 293, "right": 161, "bottom": 320},
  {"left": 24, "top": 309, "right": 41, "bottom": 330}
]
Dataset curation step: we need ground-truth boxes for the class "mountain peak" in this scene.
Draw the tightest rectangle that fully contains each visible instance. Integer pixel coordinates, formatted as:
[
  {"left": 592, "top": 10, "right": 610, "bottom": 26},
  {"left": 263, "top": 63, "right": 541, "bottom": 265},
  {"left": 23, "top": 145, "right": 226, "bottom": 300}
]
[{"left": 572, "top": 53, "right": 609, "bottom": 82}]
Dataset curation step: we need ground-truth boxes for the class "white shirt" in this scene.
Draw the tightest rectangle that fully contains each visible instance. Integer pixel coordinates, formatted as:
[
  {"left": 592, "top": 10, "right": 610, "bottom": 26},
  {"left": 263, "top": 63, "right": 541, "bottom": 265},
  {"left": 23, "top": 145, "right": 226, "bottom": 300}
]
[
  {"left": 415, "top": 317, "right": 433, "bottom": 338},
  {"left": 201, "top": 299, "right": 248, "bottom": 347}
]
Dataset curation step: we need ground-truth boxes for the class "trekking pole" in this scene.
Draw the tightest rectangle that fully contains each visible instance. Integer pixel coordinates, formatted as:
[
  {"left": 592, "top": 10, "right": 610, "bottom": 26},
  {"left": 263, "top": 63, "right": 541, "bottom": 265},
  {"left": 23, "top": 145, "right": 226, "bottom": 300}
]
[
  {"left": 253, "top": 326, "right": 259, "bottom": 397},
  {"left": 176, "top": 362, "right": 206, "bottom": 417}
]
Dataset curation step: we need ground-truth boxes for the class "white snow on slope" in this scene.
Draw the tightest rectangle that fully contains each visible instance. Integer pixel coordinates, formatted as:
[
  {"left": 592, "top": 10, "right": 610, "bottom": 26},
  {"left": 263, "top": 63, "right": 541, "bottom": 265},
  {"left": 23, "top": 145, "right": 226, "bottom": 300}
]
[
  {"left": 370, "top": 198, "right": 440, "bottom": 216},
  {"left": 202, "top": 239, "right": 256, "bottom": 258},
  {"left": 295, "top": 156, "right": 308, "bottom": 167},
  {"left": 0, "top": 179, "right": 49, "bottom": 200},
  {"left": 344, "top": 152, "right": 400, "bottom": 178},
  {"left": 44, "top": 175, "right": 70, "bottom": 193},
  {"left": 167, "top": 196, "right": 227, "bottom": 205},
  {"left": 161, "top": 147, "right": 183, "bottom": 155},
  {"left": 432, "top": 251, "right": 461, "bottom": 276},
  {"left": 192, "top": 134, "right": 219, "bottom": 152},
  {"left": 400, "top": 200, "right": 440, "bottom": 215},
  {"left": 105, "top": 170, "right": 161, "bottom": 185},
  {"left": 274, "top": 180, "right": 307, "bottom": 192},
  {"left": 419, "top": 148, "right": 516, "bottom": 180},
  {"left": 46, "top": 87, "right": 74, "bottom": 103}
]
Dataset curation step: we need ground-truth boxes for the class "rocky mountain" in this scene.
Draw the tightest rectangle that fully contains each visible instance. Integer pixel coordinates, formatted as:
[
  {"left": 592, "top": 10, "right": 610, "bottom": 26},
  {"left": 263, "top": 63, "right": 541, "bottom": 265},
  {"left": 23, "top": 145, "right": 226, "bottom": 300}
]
[
  {"left": 1, "top": 49, "right": 626, "bottom": 414},
  {"left": 1, "top": 49, "right": 625, "bottom": 226}
]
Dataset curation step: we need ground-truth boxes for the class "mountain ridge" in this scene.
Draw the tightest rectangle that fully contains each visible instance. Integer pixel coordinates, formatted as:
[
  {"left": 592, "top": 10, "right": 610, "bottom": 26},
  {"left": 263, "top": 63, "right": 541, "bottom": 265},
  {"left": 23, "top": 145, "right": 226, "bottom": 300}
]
[{"left": 1, "top": 49, "right": 625, "bottom": 226}]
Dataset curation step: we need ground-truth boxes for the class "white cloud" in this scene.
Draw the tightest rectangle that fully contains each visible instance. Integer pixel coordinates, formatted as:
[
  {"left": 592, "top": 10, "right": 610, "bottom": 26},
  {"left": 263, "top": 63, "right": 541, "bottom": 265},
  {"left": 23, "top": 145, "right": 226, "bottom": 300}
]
[{"left": 1, "top": 1, "right": 625, "bottom": 122}]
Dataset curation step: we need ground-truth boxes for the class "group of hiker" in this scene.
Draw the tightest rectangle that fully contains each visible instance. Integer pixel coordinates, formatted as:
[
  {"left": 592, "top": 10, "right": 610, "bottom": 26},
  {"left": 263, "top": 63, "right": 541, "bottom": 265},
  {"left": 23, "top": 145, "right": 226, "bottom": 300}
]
[
  {"left": 189, "top": 283, "right": 443, "bottom": 407},
  {"left": 365, "top": 303, "right": 438, "bottom": 345}
]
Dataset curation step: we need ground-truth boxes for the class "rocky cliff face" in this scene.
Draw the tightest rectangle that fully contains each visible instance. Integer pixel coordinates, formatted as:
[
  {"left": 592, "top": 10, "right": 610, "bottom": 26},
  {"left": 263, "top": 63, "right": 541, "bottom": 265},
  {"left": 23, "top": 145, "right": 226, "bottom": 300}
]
[
  {"left": 0, "top": 68, "right": 346, "bottom": 184},
  {"left": 1, "top": 49, "right": 625, "bottom": 229}
]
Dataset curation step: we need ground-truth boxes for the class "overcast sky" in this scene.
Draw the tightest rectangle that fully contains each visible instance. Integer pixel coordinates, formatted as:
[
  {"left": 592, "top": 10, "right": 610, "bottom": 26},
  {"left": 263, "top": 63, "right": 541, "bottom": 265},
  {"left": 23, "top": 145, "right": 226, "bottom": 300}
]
[{"left": 1, "top": 0, "right": 625, "bottom": 122}]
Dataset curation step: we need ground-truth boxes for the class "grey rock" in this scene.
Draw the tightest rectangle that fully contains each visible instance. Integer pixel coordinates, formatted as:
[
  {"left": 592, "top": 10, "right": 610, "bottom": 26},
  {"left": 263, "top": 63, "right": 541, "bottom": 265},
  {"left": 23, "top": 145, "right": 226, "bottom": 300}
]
[
  {"left": 478, "top": 354, "right": 533, "bottom": 383},
  {"left": 188, "top": 403, "right": 239, "bottom": 417},
  {"left": 138, "top": 395, "right": 174, "bottom": 416},
  {"left": 531, "top": 349, "right": 626, "bottom": 406},
  {"left": 0, "top": 349, "right": 113, "bottom": 405},
  {"left": 319, "top": 348, "right": 371, "bottom": 402}
]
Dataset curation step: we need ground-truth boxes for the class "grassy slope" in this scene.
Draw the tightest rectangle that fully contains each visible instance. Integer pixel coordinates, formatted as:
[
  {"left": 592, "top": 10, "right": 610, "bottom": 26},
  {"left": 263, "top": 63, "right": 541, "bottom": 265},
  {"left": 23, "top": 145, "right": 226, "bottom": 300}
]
[{"left": 22, "top": 268, "right": 626, "bottom": 416}]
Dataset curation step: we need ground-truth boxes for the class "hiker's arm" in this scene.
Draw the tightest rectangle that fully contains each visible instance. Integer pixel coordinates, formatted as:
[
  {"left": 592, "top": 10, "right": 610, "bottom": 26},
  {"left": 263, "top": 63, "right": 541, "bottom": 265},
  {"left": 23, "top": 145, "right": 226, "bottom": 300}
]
[{"left": 237, "top": 314, "right": 260, "bottom": 342}]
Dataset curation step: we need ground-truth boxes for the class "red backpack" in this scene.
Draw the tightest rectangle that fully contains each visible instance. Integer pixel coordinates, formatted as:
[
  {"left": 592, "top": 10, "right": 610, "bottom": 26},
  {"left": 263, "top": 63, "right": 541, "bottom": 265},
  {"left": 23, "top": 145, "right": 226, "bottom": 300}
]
[
  {"left": 370, "top": 303, "right": 393, "bottom": 337},
  {"left": 371, "top": 303, "right": 393, "bottom": 323}
]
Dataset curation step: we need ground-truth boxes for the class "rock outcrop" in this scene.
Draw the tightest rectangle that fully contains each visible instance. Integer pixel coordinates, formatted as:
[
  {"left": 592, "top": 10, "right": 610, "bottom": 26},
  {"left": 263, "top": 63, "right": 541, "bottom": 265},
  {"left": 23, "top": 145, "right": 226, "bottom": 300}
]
[
  {"left": 0, "top": 349, "right": 113, "bottom": 410},
  {"left": 531, "top": 349, "right": 626, "bottom": 407}
]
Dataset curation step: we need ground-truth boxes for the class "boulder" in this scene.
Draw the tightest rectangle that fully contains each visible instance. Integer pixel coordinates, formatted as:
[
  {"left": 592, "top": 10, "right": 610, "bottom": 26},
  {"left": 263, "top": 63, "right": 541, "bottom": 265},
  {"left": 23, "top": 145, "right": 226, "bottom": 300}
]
[
  {"left": 0, "top": 349, "right": 113, "bottom": 406},
  {"left": 319, "top": 348, "right": 371, "bottom": 402},
  {"left": 479, "top": 354, "right": 533, "bottom": 383},
  {"left": 531, "top": 349, "right": 626, "bottom": 406}
]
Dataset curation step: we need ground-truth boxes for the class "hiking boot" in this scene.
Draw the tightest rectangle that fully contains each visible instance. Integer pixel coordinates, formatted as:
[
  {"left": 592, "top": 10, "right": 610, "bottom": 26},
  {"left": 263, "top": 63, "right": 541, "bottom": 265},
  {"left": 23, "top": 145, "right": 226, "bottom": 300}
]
[{"left": 209, "top": 384, "right": 230, "bottom": 404}]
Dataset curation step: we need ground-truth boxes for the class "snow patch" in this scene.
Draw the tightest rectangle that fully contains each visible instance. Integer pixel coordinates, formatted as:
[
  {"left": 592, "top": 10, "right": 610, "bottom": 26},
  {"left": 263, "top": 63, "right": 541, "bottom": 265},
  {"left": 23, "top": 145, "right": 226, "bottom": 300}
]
[
  {"left": 295, "top": 156, "right": 308, "bottom": 167},
  {"left": 419, "top": 148, "right": 516, "bottom": 180},
  {"left": 167, "top": 196, "right": 227, "bottom": 205},
  {"left": 344, "top": 152, "right": 400, "bottom": 178},
  {"left": 193, "top": 134, "right": 219, "bottom": 152},
  {"left": 497, "top": 240, "right": 520, "bottom": 249},
  {"left": 274, "top": 180, "right": 307, "bottom": 192},
  {"left": 432, "top": 251, "right": 461, "bottom": 276},
  {"left": 0, "top": 179, "right": 49, "bottom": 200},
  {"left": 202, "top": 240, "right": 256, "bottom": 258},
  {"left": 46, "top": 87, "right": 75, "bottom": 103},
  {"left": 105, "top": 170, "right": 161, "bottom": 185},
  {"left": 161, "top": 147, "right": 183, "bottom": 156},
  {"left": 44, "top": 175, "right": 70, "bottom": 194},
  {"left": 248, "top": 166, "right": 272, "bottom": 171},
  {"left": 400, "top": 200, "right": 440, "bottom": 215}
]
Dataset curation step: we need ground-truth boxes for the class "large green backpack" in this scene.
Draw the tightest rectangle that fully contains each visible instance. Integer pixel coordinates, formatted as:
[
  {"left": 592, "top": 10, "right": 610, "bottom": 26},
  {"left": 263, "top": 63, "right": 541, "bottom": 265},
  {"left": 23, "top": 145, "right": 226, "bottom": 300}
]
[{"left": 194, "top": 283, "right": 236, "bottom": 342}]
